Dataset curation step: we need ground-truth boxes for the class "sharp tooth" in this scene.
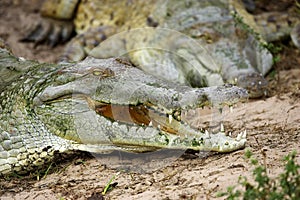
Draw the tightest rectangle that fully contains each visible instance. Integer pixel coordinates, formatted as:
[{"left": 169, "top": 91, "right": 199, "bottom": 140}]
[
  {"left": 236, "top": 133, "right": 241, "bottom": 141},
  {"left": 229, "top": 132, "right": 232, "bottom": 137},
  {"left": 230, "top": 106, "right": 233, "bottom": 113},
  {"left": 157, "top": 125, "right": 161, "bottom": 129},
  {"left": 169, "top": 115, "right": 173, "bottom": 124},
  {"left": 177, "top": 115, "right": 181, "bottom": 121},
  {"left": 243, "top": 130, "right": 247, "bottom": 138},
  {"left": 149, "top": 121, "right": 153, "bottom": 127},
  {"left": 220, "top": 123, "right": 224, "bottom": 132},
  {"left": 205, "top": 130, "right": 210, "bottom": 137},
  {"left": 236, "top": 130, "right": 247, "bottom": 140},
  {"left": 237, "top": 131, "right": 246, "bottom": 141}
]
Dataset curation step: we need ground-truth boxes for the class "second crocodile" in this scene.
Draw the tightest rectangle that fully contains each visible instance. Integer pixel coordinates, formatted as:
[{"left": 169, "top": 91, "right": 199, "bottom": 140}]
[{"left": 22, "top": 0, "right": 300, "bottom": 98}]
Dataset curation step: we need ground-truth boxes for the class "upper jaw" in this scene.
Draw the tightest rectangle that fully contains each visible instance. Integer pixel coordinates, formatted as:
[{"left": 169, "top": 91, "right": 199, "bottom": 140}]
[{"left": 36, "top": 58, "right": 248, "bottom": 111}]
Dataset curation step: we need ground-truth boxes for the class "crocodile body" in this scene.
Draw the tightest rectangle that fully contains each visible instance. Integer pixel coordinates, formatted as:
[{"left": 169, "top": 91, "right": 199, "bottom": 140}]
[
  {"left": 0, "top": 43, "right": 247, "bottom": 175},
  {"left": 23, "top": 0, "right": 300, "bottom": 98}
]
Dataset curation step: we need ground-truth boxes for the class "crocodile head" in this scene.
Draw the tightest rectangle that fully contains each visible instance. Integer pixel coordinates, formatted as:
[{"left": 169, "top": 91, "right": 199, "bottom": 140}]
[{"left": 33, "top": 57, "right": 248, "bottom": 153}]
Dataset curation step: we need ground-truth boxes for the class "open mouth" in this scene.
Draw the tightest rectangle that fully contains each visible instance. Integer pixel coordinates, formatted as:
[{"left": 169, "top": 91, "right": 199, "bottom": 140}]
[
  {"left": 92, "top": 101, "right": 183, "bottom": 136},
  {"left": 36, "top": 93, "right": 247, "bottom": 153},
  {"left": 46, "top": 94, "right": 189, "bottom": 137}
]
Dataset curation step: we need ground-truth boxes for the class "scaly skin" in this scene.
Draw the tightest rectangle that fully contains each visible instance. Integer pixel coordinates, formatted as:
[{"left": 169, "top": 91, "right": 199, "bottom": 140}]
[
  {"left": 22, "top": 0, "right": 300, "bottom": 98},
  {"left": 0, "top": 45, "right": 248, "bottom": 175}
]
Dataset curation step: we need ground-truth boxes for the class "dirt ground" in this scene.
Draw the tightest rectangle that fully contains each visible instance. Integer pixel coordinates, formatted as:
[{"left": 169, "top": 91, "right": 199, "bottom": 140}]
[{"left": 0, "top": 0, "right": 300, "bottom": 199}]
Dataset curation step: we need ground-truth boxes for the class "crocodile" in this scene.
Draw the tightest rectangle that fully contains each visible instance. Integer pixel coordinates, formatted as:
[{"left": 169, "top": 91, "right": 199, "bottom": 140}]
[
  {"left": 0, "top": 40, "right": 248, "bottom": 175},
  {"left": 22, "top": 0, "right": 300, "bottom": 98}
]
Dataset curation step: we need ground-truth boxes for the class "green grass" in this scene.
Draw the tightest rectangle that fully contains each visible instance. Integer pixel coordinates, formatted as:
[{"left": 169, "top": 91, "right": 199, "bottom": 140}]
[
  {"left": 217, "top": 149, "right": 300, "bottom": 199},
  {"left": 102, "top": 172, "right": 120, "bottom": 195}
]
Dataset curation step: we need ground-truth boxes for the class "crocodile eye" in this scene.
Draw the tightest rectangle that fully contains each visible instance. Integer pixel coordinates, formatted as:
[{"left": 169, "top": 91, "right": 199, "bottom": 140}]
[
  {"left": 92, "top": 68, "right": 115, "bottom": 78},
  {"left": 92, "top": 70, "right": 103, "bottom": 76}
]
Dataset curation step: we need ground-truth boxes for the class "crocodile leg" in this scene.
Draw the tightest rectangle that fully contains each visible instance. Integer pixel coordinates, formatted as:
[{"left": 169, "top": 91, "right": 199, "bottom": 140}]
[
  {"left": 21, "top": 0, "right": 79, "bottom": 46},
  {"left": 60, "top": 26, "right": 117, "bottom": 61}
]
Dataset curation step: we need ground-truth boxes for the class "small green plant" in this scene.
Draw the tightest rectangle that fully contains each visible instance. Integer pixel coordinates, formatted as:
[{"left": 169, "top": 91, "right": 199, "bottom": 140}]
[
  {"left": 217, "top": 149, "right": 300, "bottom": 199},
  {"left": 102, "top": 171, "right": 120, "bottom": 195}
]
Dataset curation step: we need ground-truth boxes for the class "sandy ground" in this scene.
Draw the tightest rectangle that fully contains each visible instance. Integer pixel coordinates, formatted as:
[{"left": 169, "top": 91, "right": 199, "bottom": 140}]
[{"left": 0, "top": 0, "right": 300, "bottom": 199}]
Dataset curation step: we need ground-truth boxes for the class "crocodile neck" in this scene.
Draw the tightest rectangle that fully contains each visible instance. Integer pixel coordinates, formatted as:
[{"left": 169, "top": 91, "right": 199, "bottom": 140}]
[{"left": 0, "top": 49, "right": 73, "bottom": 174}]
